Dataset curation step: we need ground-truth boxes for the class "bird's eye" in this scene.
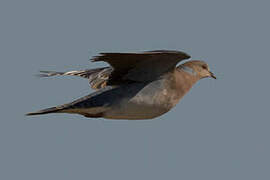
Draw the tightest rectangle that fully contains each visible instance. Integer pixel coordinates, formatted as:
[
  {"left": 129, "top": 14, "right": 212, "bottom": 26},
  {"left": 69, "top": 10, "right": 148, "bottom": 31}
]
[{"left": 202, "top": 65, "right": 207, "bottom": 70}]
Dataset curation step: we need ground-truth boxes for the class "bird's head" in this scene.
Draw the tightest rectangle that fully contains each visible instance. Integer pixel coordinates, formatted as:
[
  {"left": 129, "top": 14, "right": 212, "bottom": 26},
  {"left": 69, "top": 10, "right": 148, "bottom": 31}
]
[{"left": 179, "top": 60, "right": 216, "bottom": 79}]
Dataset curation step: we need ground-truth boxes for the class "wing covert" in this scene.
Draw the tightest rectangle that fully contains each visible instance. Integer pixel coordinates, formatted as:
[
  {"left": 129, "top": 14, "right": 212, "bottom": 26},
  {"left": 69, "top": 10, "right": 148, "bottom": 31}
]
[{"left": 91, "top": 50, "right": 190, "bottom": 84}]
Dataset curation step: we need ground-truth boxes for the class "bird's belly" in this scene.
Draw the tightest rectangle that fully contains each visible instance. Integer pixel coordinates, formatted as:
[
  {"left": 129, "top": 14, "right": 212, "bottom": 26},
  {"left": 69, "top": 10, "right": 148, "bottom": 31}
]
[
  {"left": 104, "top": 102, "right": 169, "bottom": 120},
  {"left": 103, "top": 81, "right": 176, "bottom": 120}
]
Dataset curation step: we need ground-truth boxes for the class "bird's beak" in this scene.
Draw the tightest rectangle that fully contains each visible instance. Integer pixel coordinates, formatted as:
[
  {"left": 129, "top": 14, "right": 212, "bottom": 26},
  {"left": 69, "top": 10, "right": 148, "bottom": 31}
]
[{"left": 209, "top": 71, "right": 216, "bottom": 79}]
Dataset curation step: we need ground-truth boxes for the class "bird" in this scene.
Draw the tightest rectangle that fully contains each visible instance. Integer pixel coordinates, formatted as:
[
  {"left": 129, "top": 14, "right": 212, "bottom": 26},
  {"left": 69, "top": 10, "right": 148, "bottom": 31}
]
[{"left": 26, "top": 50, "right": 216, "bottom": 120}]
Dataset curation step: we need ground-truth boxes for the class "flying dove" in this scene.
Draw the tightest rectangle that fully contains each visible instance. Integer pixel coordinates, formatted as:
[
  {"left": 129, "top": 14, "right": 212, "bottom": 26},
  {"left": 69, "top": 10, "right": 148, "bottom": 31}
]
[{"left": 27, "top": 50, "right": 216, "bottom": 120}]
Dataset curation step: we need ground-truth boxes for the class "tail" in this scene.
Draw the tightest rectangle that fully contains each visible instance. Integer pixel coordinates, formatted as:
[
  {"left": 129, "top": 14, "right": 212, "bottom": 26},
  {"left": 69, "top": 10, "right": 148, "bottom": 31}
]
[
  {"left": 26, "top": 88, "right": 109, "bottom": 117},
  {"left": 26, "top": 106, "right": 62, "bottom": 116}
]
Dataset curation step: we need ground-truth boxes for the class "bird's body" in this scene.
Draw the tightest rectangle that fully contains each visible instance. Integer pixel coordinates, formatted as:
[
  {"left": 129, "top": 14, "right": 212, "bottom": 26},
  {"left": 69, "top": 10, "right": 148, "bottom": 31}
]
[
  {"left": 27, "top": 50, "right": 216, "bottom": 120},
  {"left": 84, "top": 69, "right": 195, "bottom": 120}
]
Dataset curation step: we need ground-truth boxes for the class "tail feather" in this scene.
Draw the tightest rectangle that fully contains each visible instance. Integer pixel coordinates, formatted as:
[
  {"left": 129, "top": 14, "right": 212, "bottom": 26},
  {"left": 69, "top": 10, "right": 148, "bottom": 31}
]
[
  {"left": 26, "top": 106, "right": 62, "bottom": 116},
  {"left": 26, "top": 87, "right": 113, "bottom": 118}
]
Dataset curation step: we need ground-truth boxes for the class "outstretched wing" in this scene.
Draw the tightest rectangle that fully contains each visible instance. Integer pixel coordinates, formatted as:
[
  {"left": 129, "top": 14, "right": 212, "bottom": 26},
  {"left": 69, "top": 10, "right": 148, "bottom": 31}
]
[
  {"left": 38, "top": 67, "right": 113, "bottom": 90},
  {"left": 38, "top": 67, "right": 107, "bottom": 79},
  {"left": 38, "top": 50, "right": 190, "bottom": 89},
  {"left": 91, "top": 50, "right": 190, "bottom": 85},
  {"left": 87, "top": 67, "right": 113, "bottom": 89}
]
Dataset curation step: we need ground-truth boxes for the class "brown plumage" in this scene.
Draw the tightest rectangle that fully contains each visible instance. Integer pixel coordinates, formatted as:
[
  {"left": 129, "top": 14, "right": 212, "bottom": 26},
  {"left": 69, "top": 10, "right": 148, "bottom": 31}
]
[{"left": 28, "top": 50, "right": 215, "bottom": 119}]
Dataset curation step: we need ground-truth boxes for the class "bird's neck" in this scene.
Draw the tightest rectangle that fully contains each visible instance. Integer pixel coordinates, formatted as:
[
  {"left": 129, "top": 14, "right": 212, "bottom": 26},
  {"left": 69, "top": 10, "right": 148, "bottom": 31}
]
[
  {"left": 180, "top": 65, "right": 197, "bottom": 76},
  {"left": 173, "top": 67, "right": 200, "bottom": 98}
]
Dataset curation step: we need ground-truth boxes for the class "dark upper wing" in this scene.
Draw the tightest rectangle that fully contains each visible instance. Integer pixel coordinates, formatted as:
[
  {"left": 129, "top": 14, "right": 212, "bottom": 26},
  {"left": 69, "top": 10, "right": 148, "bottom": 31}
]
[{"left": 91, "top": 50, "right": 190, "bottom": 85}]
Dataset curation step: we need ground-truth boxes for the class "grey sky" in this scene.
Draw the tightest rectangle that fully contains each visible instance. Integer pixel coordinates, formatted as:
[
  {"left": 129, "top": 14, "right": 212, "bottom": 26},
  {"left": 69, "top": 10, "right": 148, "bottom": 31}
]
[{"left": 1, "top": 0, "right": 270, "bottom": 179}]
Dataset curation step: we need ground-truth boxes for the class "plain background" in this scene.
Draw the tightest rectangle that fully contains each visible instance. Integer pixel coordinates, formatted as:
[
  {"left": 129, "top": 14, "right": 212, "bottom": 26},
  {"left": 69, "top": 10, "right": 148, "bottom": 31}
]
[{"left": 1, "top": 0, "right": 269, "bottom": 179}]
